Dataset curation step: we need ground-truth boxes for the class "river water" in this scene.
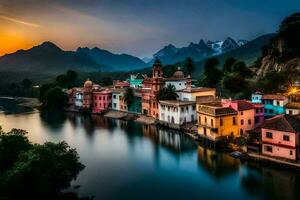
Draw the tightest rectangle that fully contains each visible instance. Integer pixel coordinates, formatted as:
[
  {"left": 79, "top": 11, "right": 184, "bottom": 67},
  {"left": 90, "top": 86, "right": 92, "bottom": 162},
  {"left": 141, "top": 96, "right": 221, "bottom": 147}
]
[{"left": 0, "top": 98, "right": 299, "bottom": 200}]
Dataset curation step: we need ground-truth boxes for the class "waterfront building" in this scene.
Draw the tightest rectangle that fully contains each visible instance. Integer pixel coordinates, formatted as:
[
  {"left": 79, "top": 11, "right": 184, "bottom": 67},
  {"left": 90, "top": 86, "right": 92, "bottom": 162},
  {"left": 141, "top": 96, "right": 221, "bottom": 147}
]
[
  {"left": 197, "top": 102, "right": 239, "bottom": 142},
  {"left": 75, "top": 89, "right": 83, "bottom": 108},
  {"left": 221, "top": 99, "right": 256, "bottom": 136},
  {"left": 285, "top": 102, "right": 300, "bottom": 115},
  {"left": 141, "top": 59, "right": 165, "bottom": 119},
  {"left": 262, "top": 94, "right": 288, "bottom": 118},
  {"left": 82, "top": 79, "right": 93, "bottom": 111},
  {"left": 177, "top": 85, "right": 216, "bottom": 102},
  {"left": 164, "top": 67, "right": 188, "bottom": 91},
  {"left": 128, "top": 73, "right": 144, "bottom": 88},
  {"left": 158, "top": 100, "right": 196, "bottom": 128},
  {"left": 261, "top": 114, "right": 300, "bottom": 161},
  {"left": 92, "top": 88, "right": 112, "bottom": 114},
  {"left": 112, "top": 89, "right": 124, "bottom": 111},
  {"left": 251, "top": 91, "right": 263, "bottom": 103}
]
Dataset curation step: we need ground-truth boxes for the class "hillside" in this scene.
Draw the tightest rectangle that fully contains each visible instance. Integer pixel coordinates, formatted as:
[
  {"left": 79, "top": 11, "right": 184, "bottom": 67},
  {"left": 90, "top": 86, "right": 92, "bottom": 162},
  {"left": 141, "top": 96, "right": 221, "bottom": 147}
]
[
  {"left": 77, "top": 47, "right": 147, "bottom": 71},
  {"left": 0, "top": 42, "right": 109, "bottom": 74}
]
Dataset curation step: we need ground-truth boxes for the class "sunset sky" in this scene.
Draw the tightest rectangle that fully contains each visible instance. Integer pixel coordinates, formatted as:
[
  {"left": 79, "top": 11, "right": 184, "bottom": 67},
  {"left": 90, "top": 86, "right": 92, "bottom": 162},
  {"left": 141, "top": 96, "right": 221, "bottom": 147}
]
[{"left": 0, "top": 0, "right": 299, "bottom": 57}]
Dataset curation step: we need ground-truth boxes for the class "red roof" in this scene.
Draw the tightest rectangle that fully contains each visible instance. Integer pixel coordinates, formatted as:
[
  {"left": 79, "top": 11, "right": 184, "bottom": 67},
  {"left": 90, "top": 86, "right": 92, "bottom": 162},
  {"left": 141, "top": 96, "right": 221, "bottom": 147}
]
[
  {"left": 262, "top": 114, "right": 300, "bottom": 133},
  {"left": 232, "top": 100, "right": 256, "bottom": 111},
  {"left": 262, "top": 94, "right": 287, "bottom": 100}
]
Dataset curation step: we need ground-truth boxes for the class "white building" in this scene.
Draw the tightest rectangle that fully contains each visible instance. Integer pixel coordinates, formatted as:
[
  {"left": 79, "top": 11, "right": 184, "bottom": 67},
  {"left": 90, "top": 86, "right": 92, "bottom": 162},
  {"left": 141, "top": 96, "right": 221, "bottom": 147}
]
[
  {"left": 164, "top": 68, "right": 188, "bottom": 91},
  {"left": 112, "top": 89, "right": 125, "bottom": 111},
  {"left": 285, "top": 102, "right": 300, "bottom": 115},
  {"left": 158, "top": 100, "right": 196, "bottom": 128},
  {"left": 75, "top": 91, "right": 83, "bottom": 107}
]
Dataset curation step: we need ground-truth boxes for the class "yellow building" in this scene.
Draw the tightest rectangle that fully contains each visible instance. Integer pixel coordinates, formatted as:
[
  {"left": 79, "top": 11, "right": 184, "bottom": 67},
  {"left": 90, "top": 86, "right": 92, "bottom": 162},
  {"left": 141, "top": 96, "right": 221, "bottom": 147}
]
[{"left": 197, "top": 102, "right": 238, "bottom": 142}]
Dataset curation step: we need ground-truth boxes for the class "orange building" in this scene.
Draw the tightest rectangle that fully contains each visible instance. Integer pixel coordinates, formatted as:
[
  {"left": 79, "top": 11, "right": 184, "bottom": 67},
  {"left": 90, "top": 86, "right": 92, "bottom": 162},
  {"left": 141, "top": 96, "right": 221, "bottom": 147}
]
[{"left": 142, "top": 59, "right": 165, "bottom": 119}]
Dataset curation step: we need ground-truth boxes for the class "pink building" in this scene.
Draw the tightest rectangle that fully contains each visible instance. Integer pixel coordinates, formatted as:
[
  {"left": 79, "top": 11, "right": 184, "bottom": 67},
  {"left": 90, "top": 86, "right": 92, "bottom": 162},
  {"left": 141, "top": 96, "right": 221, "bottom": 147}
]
[
  {"left": 92, "top": 88, "right": 112, "bottom": 114},
  {"left": 253, "top": 103, "right": 265, "bottom": 128},
  {"left": 261, "top": 114, "right": 300, "bottom": 161},
  {"left": 222, "top": 99, "right": 256, "bottom": 136}
]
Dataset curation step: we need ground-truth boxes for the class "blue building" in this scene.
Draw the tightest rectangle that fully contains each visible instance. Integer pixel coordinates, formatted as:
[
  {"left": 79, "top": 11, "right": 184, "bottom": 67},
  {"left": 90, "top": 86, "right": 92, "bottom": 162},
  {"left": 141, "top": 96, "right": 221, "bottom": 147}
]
[
  {"left": 261, "top": 94, "right": 288, "bottom": 118},
  {"left": 251, "top": 92, "right": 263, "bottom": 103}
]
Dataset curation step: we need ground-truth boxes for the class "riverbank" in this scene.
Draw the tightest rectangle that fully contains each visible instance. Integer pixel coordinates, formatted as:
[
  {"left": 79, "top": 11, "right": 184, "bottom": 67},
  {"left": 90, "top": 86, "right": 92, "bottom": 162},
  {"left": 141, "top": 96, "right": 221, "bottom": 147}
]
[{"left": 0, "top": 96, "right": 41, "bottom": 108}]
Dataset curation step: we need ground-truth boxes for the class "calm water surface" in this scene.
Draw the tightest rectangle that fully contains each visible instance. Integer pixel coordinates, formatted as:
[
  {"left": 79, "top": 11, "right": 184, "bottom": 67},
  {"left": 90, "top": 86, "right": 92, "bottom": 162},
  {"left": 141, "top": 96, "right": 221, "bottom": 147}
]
[{"left": 0, "top": 98, "right": 299, "bottom": 200}]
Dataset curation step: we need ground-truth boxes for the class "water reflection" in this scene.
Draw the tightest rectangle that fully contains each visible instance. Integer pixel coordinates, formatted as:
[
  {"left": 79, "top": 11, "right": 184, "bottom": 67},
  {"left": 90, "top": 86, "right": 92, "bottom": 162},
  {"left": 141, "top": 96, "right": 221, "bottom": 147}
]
[{"left": 197, "top": 146, "right": 240, "bottom": 179}]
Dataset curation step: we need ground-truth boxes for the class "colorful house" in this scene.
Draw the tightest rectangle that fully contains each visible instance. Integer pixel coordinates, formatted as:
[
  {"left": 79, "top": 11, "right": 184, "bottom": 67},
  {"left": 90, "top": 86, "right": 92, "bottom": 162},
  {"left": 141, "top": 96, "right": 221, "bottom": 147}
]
[
  {"left": 128, "top": 90, "right": 142, "bottom": 113},
  {"left": 285, "top": 102, "right": 300, "bottom": 115},
  {"left": 251, "top": 91, "right": 263, "bottom": 103},
  {"left": 158, "top": 100, "right": 196, "bottom": 128},
  {"left": 112, "top": 89, "right": 124, "bottom": 111},
  {"left": 253, "top": 103, "right": 265, "bottom": 128},
  {"left": 75, "top": 89, "right": 83, "bottom": 108},
  {"left": 141, "top": 59, "right": 165, "bottom": 119},
  {"left": 92, "top": 88, "right": 112, "bottom": 114},
  {"left": 82, "top": 79, "right": 93, "bottom": 111},
  {"left": 261, "top": 114, "right": 300, "bottom": 161},
  {"left": 262, "top": 94, "right": 288, "bottom": 118},
  {"left": 197, "top": 102, "right": 239, "bottom": 142},
  {"left": 221, "top": 99, "right": 256, "bottom": 136}
]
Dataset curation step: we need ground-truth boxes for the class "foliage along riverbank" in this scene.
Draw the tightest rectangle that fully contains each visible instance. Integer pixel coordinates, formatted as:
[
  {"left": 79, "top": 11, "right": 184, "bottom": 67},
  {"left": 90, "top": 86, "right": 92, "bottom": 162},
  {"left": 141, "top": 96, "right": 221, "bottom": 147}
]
[{"left": 0, "top": 126, "right": 90, "bottom": 200}]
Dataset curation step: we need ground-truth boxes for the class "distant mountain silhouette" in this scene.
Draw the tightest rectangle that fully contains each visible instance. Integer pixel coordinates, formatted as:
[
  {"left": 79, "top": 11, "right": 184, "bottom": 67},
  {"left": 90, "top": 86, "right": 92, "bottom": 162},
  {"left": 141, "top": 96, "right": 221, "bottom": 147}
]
[
  {"left": 194, "top": 33, "right": 276, "bottom": 74},
  {"left": 150, "top": 37, "right": 248, "bottom": 65},
  {"left": 77, "top": 47, "right": 146, "bottom": 71},
  {"left": 0, "top": 42, "right": 109, "bottom": 74}
]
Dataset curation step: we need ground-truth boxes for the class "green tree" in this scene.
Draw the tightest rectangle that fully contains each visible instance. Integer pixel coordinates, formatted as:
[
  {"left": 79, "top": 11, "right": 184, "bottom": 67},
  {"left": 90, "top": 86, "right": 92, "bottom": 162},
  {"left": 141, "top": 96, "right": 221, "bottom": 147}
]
[
  {"left": 21, "top": 78, "right": 33, "bottom": 89},
  {"left": 223, "top": 57, "right": 237, "bottom": 72},
  {"left": 221, "top": 73, "right": 247, "bottom": 95},
  {"left": 257, "top": 71, "right": 286, "bottom": 93},
  {"left": 232, "top": 61, "right": 253, "bottom": 78},
  {"left": 0, "top": 129, "right": 32, "bottom": 172},
  {"left": 184, "top": 57, "right": 195, "bottom": 75},
  {"left": 43, "top": 87, "right": 68, "bottom": 109},
  {"left": 66, "top": 70, "right": 78, "bottom": 87},
  {"left": 157, "top": 84, "right": 179, "bottom": 100},
  {"left": 123, "top": 87, "right": 135, "bottom": 107},
  {"left": 55, "top": 75, "right": 69, "bottom": 88},
  {"left": 202, "top": 58, "right": 223, "bottom": 87}
]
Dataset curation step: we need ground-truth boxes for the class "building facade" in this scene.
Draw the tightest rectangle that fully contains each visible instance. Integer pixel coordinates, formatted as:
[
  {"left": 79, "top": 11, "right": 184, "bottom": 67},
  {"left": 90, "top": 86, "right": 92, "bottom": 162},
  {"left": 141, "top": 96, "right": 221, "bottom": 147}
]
[
  {"left": 261, "top": 115, "right": 300, "bottom": 161},
  {"left": 262, "top": 94, "right": 288, "bottom": 118},
  {"left": 285, "top": 102, "right": 300, "bottom": 115},
  {"left": 222, "top": 100, "right": 256, "bottom": 136},
  {"left": 141, "top": 59, "right": 165, "bottom": 119},
  {"left": 197, "top": 102, "right": 239, "bottom": 142},
  {"left": 159, "top": 100, "right": 196, "bottom": 127},
  {"left": 92, "top": 88, "right": 112, "bottom": 114}
]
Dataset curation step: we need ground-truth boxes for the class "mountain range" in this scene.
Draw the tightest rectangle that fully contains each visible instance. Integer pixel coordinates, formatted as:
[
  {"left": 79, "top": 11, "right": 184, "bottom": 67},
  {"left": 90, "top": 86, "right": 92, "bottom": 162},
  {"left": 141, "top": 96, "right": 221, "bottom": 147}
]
[
  {"left": 0, "top": 35, "right": 273, "bottom": 76},
  {"left": 150, "top": 37, "right": 248, "bottom": 64}
]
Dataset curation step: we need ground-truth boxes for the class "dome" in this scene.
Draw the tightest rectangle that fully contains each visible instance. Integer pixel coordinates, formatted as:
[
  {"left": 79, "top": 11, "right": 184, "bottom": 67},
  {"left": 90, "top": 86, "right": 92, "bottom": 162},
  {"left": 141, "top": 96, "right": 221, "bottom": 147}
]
[
  {"left": 84, "top": 79, "right": 93, "bottom": 88},
  {"left": 173, "top": 67, "right": 185, "bottom": 78}
]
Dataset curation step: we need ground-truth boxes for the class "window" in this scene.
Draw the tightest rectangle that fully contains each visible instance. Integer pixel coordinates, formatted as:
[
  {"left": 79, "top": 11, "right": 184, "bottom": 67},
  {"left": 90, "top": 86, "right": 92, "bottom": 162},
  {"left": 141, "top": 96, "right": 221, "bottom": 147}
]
[
  {"left": 241, "top": 111, "right": 243, "bottom": 115},
  {"left": 289, "top": 110, "right": 293, "bottom": 115},
  {"left": 266, "top": 132, "right": 273, "bottom": 138},
  {"left": 256, "top": 108, "right": 259, "bottom": 114},
  {"left": 193, "top": 105, "right": 196, "bottom": 110},
  {"left": 248, "top": 119, "right": 251, "bottom": 125},
  {"left": 113, "top": 103, "right": 116, "bottom": 108},
  {"left": 220, "top": 118, "right": 223, "bottom": 126},
  {"left": 205, "top": 117, "right": 207, "bottom": 123},
  {"left": 113, "top": 95, "right": 116, "bottom": 99},
  {"left": 233, "top": 117, "right": 236, "bottom": 125},
  {"left": 211, "top": 119, "right": 214, "bottom": 126},
  {"left": 186, "top": 107, "right": 188, "bottom": 111},
  {"left": 241, "top": 119, "right": 244, "bottom": 125},
  {"left": 265, "top": 145, "right": 272, "bottom": 152},
  {"left": 283, "top": 135, "right": 290, "bottom": 141},
  {"left": 269, "top": 109, "right": 274, "bottom": 114},
  {"left": 290, "top": 150, "right": 293, "bottom": 155},
  {"left": 181, "top": 107, "right": 184, "bottom": 112},
  {"left": 198, "top": 116, "right": 201, "bottom": 123},
  {"left": 276, "top": 101, "right": 280, "bottom": 106},
  {"left": 255, "top": 116, "right": 259, "bottom": 123}
]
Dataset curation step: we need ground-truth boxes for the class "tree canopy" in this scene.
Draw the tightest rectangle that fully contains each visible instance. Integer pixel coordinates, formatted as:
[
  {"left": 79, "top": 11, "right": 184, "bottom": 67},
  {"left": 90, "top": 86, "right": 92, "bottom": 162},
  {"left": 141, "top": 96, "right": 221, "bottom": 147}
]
[{"left": 156, "top": 84, "right": 179, "bottom": 100}]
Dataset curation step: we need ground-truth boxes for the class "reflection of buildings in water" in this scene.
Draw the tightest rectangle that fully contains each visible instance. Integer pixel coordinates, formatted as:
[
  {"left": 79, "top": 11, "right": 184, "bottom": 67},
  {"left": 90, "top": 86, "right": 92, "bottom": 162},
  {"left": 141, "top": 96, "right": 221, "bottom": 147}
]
[
  {"left": 90, "top": 115, "right": 114, "bottom": 130},
  {"left": 142, "top": 125, "right": 197, "bottom": 153},
  {"left": 39, "top": 111, "right": 67, "bottom": 130},
  {"left": 197, "top": 146, "right": 240, "bottom": 179},
  {"left": 240, "top": 163, "right": 299, "bottom": 200}
]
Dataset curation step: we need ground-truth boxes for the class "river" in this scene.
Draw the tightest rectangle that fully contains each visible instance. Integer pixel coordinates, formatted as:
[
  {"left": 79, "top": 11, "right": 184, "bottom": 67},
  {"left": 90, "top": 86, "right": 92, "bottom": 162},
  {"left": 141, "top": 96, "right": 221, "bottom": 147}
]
[{"left": 0, "top": 98, "right": 299, "bottom": 200}]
